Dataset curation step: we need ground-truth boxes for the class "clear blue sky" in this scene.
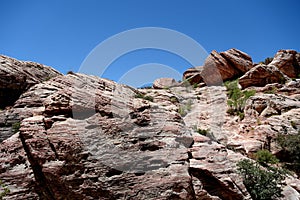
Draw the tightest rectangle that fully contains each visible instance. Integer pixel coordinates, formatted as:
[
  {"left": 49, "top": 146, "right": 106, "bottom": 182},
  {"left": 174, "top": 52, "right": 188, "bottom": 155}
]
[{"left": 1, "top": 0, "right": 299, "bottom": 85}]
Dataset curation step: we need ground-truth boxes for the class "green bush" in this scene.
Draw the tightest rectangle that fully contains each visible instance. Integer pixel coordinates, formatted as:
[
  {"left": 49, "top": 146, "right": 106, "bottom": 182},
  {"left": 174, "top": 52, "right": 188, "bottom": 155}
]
[
  {"left": 143, "top": 95, "right": 154, "bottom": 102},
  {"left": 237, "top": 159, "right": 286, "bottom": 200},
  {"left": 255, "top": 150, "right": 279, "bottom": 166},
  {"left": 12, "top": 122, "right": 21, "bottom": 133},
  {"left": 259, "top": 57, "right": 273, "bottom": 65},
  {"left": 225, "top": 80, "right": 255, "bottom": 120},
  {"left": 290, "top": 121, "right": 297, "bottom": 129},
  {"left": 170, "top": 96, "right": 178, "bottom": 103},
  {"left": 178, "top": 100, "right": 192, "bottom": 116},
  {"left": 276, "top": 132, "right": 300, "bottom": 173},
  {"left": 134, "top": 93, "right": 154, "bottom": 102},
  {"left": 0, "top": 180, "right": 10, "bottom": 199},
  {"left": 264, "top": 87, "right": 277, "bottom": 94},
  {"left": 197, "top": 129, "right": 209, "bottom": 136}
]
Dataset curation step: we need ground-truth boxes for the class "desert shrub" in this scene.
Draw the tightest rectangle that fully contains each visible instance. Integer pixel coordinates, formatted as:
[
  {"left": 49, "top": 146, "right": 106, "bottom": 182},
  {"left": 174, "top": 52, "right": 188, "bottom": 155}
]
[
  {"left": 290, "top": 121, "right": 297, "bottom": 129},
  {"left": 170, "top": 96, "right": 178, "bottom": 103},
  {"left": 225, "top": 80, "right": 255, "bottom": 119},
  {"left": 276, "top": 132, "right": 300, "bottom": 173},
  {"left": 237, "top": 159, "right": 286, "bottom": 200},
  {"left": 67, "top": 71, "right": 75, "bottom": 75},
  {"left": 197, "top": 128, "right": 209, "bottom": 136},
  {"left": 12, "top": 122, "right": 21, "bottom": 133},
  {"left": 178, "top": 100, "right": 192, "bottom": 117},
  {"left": 0, "top": 180, "right": 10, "bottom": 199},
  {"left": 255, "top": 150, "right": 279, "bottom": 166},
  {"left": 263, "top": 86, "right": 277, "bottom": 94},
  {"left": 143, "top": 95, "right": 154, "bottom": 102},
  {"left": 264, "top": 57, "right": 273, "bottom": 65},
  {"left": 134, "top": 93, "right": 153, "bottom": 102}
]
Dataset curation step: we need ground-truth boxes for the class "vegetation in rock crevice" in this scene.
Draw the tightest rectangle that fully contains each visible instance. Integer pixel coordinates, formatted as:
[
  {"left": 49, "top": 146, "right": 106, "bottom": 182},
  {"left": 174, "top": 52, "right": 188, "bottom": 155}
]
[
  {"left": 225, "top": 80, "right": 255, "bottom": 120},
  {"left": 254, "top": 149, "right": 279, "bottom": 166},
  {"left": 276, "top": 131, "right": 300, "bottom": 175},
  {"left": 12, "top": 122, "right": 21, "bottom": 133},
  {"left": 178, "top": 99, "right": 192, "bottom": 116},
  {"left": 0, "top": 180, "right": 10, "bottom": 199},
  {"left": 259, "top": 57, "right": 273, "bottom": 65},
  {"left": 237, "top": 158, "right": 286, "bottom": 200},
  {"left": 134, "top": 93, "right": 154, "bottom": 102}
]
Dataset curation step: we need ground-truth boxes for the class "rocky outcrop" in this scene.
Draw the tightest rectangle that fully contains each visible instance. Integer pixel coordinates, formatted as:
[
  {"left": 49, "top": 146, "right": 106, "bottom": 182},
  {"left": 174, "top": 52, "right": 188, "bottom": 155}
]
[
  {"left": 182, "top": 67, "right": 203, "bottom": 85},
  {"left": 0, "top": 55, "right": 62, "bottom": 142},
  {"left": 270, "top": 50, "right": 300, "bottom": 78},
  {"left": 0, "top": 55, "right": 61, "bottom": 109},
  {"left": 220, "top": 48, "right": 253, "bottom": 74},
  {"left": 202, "top": 50, "right": 238, "bottom": 85},
  {"left": 0, "top": 73, "right": 198, "bottom": 199},
  {"left": 239, "top": 64, "right": 288, "bottom": 89},
  {"left": 183, "top": 48, "right": 253, "bottom": 85},
  {"left": 1, "top": 52, "right": 300, "bottom": 199},
  {"left": 153, "top": 77, "right": 178, "bottom": 89}
]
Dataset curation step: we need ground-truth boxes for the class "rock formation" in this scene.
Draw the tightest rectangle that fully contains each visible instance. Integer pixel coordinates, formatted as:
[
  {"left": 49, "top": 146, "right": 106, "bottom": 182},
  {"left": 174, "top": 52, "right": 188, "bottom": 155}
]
[
  {"left": 269, "top": 50, "right": 300, "bottom": 78},
  {"left": 0, "top": 55, "right": 61, "bottom": 109},
  {"left": 183, "top": 48, "right": 253, "bottom": 85},
  {"left": 1, "top": 50, "right": 300, "bottom": 199},
  {"left": 239, "top": 64, "right": 288, "bottom": 89},
  {"left": 152, "top": 77, "right": 178, "bottom": 89}
]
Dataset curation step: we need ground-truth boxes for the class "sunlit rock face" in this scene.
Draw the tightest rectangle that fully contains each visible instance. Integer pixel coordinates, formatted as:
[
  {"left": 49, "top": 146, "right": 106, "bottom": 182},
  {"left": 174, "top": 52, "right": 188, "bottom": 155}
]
[{"left": 1, "top": 51, "right": 300, "bottom": 200}]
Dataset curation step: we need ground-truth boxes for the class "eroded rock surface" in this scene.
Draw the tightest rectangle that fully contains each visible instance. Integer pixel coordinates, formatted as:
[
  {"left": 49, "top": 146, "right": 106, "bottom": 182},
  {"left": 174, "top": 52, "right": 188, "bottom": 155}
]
[
  {"left": 183, "top": 48, "right": 253, "bottom": 85},
  {"left": 0, "top": 55, "right": 62, "bottom": 142},
  {"left": 270, "top": 50, "right": 300, "bottom": 78},
  {"left": 0, "top": 55, "right": 61, "bottom": 109},
  {"left": 239, "top": 64, "right": 288, "bottom": 89},
  {"left": 1, "top": 53, "right": 300, "bottom": 199}
]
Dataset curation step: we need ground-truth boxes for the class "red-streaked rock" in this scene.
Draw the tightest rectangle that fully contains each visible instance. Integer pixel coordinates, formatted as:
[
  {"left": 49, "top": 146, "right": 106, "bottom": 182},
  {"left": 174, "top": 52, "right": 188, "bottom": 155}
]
[
  {"left": 239, "top": 64, "right": 288, "bottom": 89},
  {"left": 220, "top": 48, "right": 253, "bottom": 73},
  {"left": 270, "top": 49, "right": 300, "bottom": 78}
]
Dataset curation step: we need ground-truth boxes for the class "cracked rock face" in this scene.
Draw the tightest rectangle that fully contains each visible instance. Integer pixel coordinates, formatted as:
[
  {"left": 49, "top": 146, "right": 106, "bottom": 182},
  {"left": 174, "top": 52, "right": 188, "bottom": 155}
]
[
  {"left": 1, "top": 53, "right": 300, "bottom": 199},
  {"left": 0, "top": 55, "right": 62, "bottom": 142}
]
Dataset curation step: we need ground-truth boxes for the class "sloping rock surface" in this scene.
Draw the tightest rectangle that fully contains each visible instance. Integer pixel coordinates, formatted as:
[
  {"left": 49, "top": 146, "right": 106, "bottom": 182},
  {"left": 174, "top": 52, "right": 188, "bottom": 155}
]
[
  {"left": 239, "top": 64, "right": 288, "bottom": 89},
  {"left": 1, "top": 53, "right": 300, "bottom": 199},
  {"left": 0, "top": 55, "right": 62, "bottom": 142},
  {"left": 270, "top": 50, "right": 300, "bottom": 78},
  {"left": 0, "top": 55, "right": 61, "bottom": 109},
  {"left": 183, "top": 48, "right": 253, "bottom": 85}
]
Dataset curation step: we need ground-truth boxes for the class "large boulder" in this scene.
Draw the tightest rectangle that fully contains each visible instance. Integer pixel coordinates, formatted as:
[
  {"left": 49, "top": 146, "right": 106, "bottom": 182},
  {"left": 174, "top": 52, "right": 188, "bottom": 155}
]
[
  {"left": 239, "top": 64, "right": 288, "bottom": 89},
  {"left": 220, "top": 48, "right": 253, "bottom": 73},
  {"left": 183, "top": 49, "right": 253, "bottom": 85},
  {"left": 182, "top": 67, "right": 203, "bottom": 85},
  {"left": 270, "top": 50, "right": 300, "bottom": 78},
  {"left": 201, "top": 50, "right": 238, "bottom": 85},
  {"left": 153, "top": 77, "right": 178, "bottom": 89}
]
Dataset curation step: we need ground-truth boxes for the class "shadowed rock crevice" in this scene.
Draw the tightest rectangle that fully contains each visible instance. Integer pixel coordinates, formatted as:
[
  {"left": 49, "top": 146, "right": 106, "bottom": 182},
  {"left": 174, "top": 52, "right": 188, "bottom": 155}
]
[
  {"left": 189, "top": 167, "right": 244, "bottom": 200},
  {"left": 19, "top": 131, "right": 56, "bottom": 200}
]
